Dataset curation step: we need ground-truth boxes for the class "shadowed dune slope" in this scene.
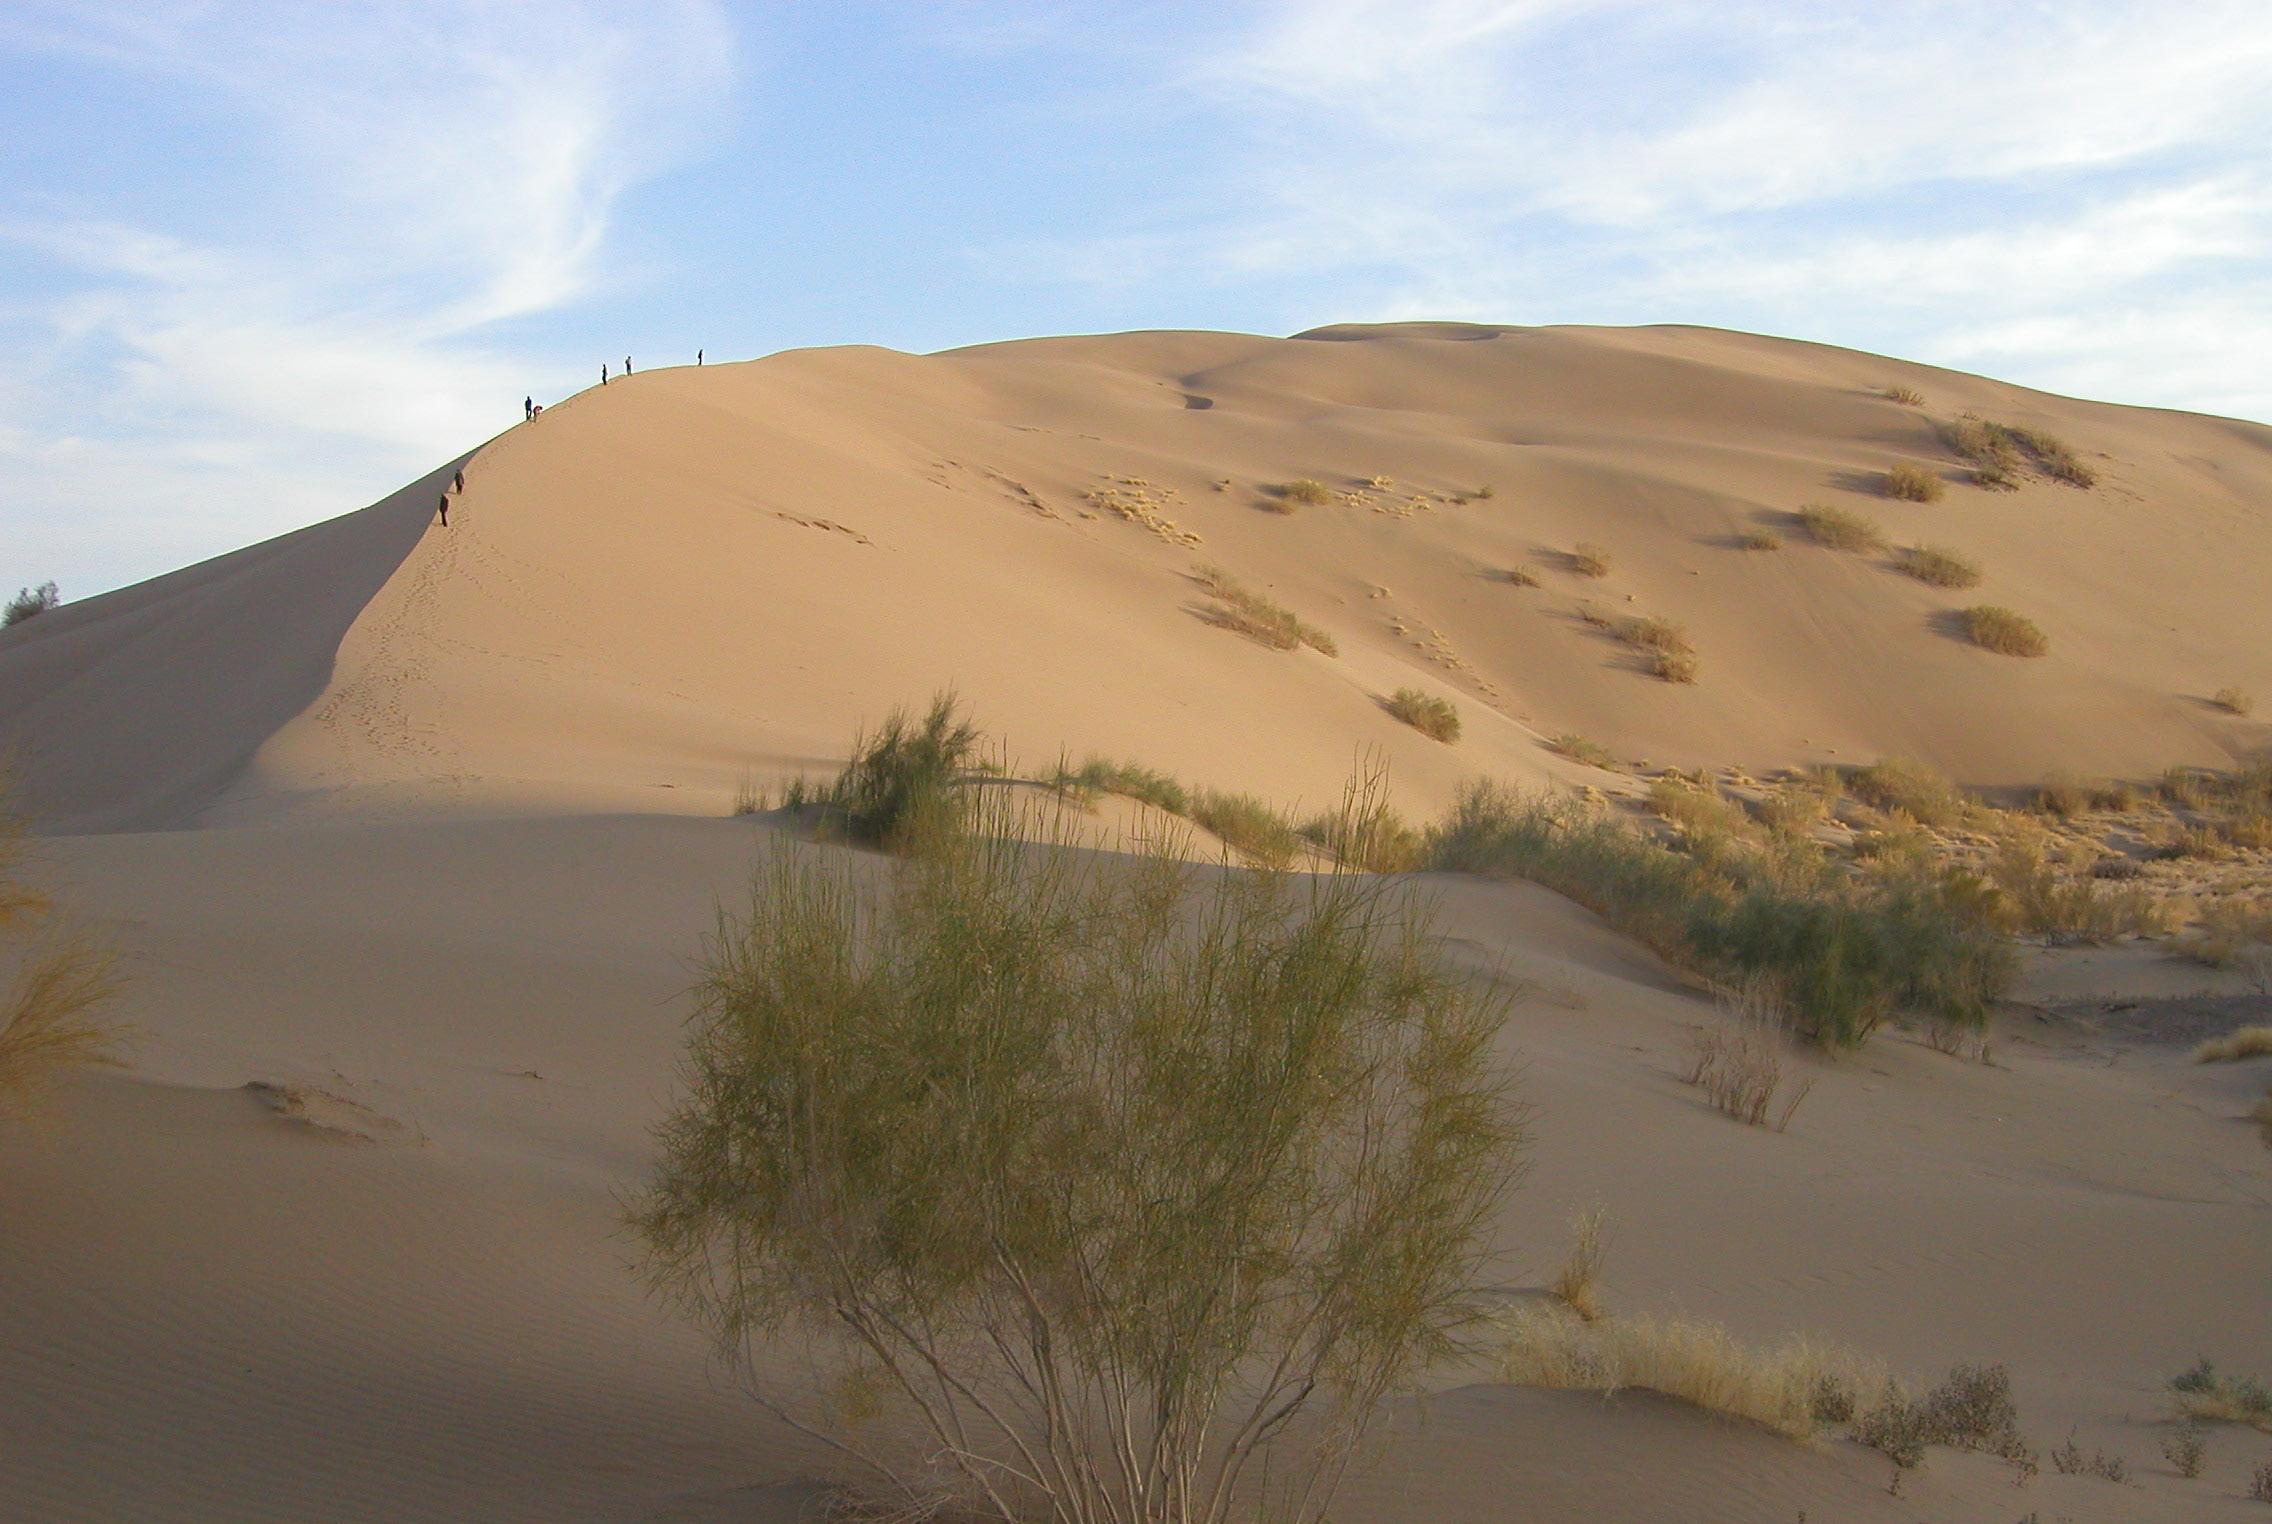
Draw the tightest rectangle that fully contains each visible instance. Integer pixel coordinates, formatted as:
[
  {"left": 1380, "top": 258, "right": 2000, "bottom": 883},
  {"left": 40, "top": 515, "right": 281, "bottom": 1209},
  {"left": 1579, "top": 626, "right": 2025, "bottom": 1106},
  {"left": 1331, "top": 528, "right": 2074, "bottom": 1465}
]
[{"left": 4, "top": 322, "right": 2269, "bottom": 836}]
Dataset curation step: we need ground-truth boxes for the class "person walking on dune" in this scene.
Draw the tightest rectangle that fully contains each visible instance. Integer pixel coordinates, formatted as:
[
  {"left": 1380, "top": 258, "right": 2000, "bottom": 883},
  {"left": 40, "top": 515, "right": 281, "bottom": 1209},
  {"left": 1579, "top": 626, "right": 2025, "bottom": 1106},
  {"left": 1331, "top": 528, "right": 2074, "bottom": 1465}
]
[
  {"left": 624, "top": 354, "right": 633, "bottom": 376},
  {"left": 524, "top": 395, "right": 533, "bottom": 421},
  {"left": 696, "top": 348, "right": 703, "bottom": 366},
  {"left": 453, "top": 468, "right": 465, "bottom": 495},
  {"left": 436, "top": 492, "right": 450, "bottom": 529},
  {"left": 601, "top": 363, "right": 609, "bottom": 386}
]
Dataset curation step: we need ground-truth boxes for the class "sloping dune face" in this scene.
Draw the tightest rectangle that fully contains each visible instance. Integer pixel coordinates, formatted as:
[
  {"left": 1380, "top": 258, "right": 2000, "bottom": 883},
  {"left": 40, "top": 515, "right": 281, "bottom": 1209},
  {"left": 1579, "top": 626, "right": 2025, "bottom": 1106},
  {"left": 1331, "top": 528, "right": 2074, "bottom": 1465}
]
[{"left": 7, "top": 322, "right": 2270, "bottom": 832}]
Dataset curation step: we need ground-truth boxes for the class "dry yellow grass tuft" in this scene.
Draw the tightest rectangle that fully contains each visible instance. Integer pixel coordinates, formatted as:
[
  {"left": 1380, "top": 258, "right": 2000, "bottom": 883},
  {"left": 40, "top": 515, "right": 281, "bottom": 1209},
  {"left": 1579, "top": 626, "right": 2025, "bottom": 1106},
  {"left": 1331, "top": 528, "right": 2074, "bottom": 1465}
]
[
  {"left": 1503, "top": 563, "right": 1541, "bottom": 588},
  {"left": 2, "top": 795, "right": 125, "bottom": 1117},
  {"left": 1960, "top": 605, "right": 2049, "bottom": 658},
  {"left": 1495, "top": 1303, "right": 1886, "bottom": 1441},
  {"left": 1799, "top": 503, "right": 1889, "bottom": 552},
  {"left": 1550, "top": 734, "right": 1618, "bottom": 770},
  {"left": 1736, "top": 528, "right": 1783, "bottom": 551},
  {"left": 1385, "top": 687, "right": 1460, "bottom": 743},
  {"left": 1570, "top": 542, "right": 1613, "bottom": 578},
  {"left": 1194, "top": 566, "right": 1337, "bottom": 656},
  {"left": 1882, "top": 385, "right": 1926, "bottom": 406},
  {"left": 1686, "top": 987, "right": 1813, "bottom": 1129},
  {"left": 1275, "top": 478, "right": 1333, "bottom": 507},
  {"left": 1882, "top": 463, "right": 1945, "bottom": 502},
  {"left": 2215, "top": 687, "right": 2254, "bottom": 716},
  {"left": 1898, "top": 544, "right": 1982, "bottom": 589},
  {"left": 2196, "top": 1026, "right": 2272, "bottom": 1064},
  {"left": 1548, "top": 1205, "right": 1610, "bottom": 1323}
]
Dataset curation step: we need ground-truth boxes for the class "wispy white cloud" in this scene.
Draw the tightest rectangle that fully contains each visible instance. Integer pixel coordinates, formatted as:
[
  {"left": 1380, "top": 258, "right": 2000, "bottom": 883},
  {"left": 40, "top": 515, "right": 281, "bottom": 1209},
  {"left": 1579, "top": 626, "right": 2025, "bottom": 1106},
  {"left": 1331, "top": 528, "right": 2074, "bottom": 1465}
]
[
  {"left": 1010, "top": 0, "right": 2272, "bottom": 421},
  {"left": 0, "top": 0, "right": 734, "bottom": 595}
]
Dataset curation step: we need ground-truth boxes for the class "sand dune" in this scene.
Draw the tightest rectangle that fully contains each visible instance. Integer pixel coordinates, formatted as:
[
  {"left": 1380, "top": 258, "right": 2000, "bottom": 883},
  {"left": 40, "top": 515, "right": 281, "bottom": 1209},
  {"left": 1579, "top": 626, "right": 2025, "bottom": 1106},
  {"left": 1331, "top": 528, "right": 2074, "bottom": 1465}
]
[{"left": 3, "top": 325, "right": 2270, "bottom": 1521}]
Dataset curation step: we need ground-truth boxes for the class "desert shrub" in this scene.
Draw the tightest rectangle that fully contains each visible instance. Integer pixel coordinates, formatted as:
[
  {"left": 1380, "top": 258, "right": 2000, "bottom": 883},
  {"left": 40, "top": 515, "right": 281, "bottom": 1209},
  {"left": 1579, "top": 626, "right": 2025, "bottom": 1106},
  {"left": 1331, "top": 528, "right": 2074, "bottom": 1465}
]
[
  {"left": 1548, "top": 1205, "right": 1610, "bottom": 1323},
  {"left": 1651, "top": 649, "right": 1699, "bottom": 684},
  {"left": 1898, "top": 544, "right": 1982, "bottom": 589},
  {"left": 2049, "top": 1432, "right": 2128, "bottom": 1481},
  {"left": 1495, "top": 1302, "right": 1884, "bottom": 1441},
  {"left": 1881, "top": 464, "right": 1944, "bottom": 503},
  {"left": 1428, "top": 784, "right": 2010, "bottom": 1050},
  {"left": 1944, "top": 417, "right": 2020, "bottom": 488},
  {"left": 2005, "top": 426, "right": 2096, "bottom": 487},
  {"left": 1296, "top": 790, "right": 1427, "bottom": 875},
  {"left": 731, "top": 773, "right": 766, "bottom": 817},
  {"left": 1570, "top": 542, "right": 1612, "bottom": 578},
  {"left": 2183, "top": 901, "right": 2272, "bottom": 986},
  {"left": 1618, "top": 616, "right": 1692, "bottom": 657},
  {"left": 1855, "top": 1393, "right": 1933, "bottom": 1467},
  {"left": 1, "top": 791, "right": 122, "bottom": 1118},
  {"left": 2161, "top": 1422, "right": 2207, "bottom": 1478},
  {"left": 825, "top": 692, "right": 984, "bottom": 848},
  {"left": 1189, "top": 789, "right": 1305, "bottom": 868},
  {"left": 2170, "top": 1359, "right": 2272, "bottom": 1432},
  {"left": 1549, "top": 735, "right": 1617, "bottom": 770},
  {"left": 1685, "top": 986, "right": 1812, "bottom": 1129},
  {"left": 1473, "top": 483, "right": 1496, "bottom": 499},
  {"left": 1754, "top": 783, "right": 1829, "bottom": 839},
  {"left": 2032, "top": 773, "right": 2137, "bottom": 818},
  {"left": 1647, "top": 776, "right": 1751, "bottom": 846},
  {"left": 1737, "top": 529, "right": 1783, "bottom": 551},
  {"left": 1049, "top": 757, "right": 1193, "bottom": 818},
  {"left": 1847, "top": 756, "right": 1967, "bottom": 828},
  {"left": 1883, "top": 385, "right": 1925, "bottom": 406},
  {"left": 1504, "top": 563, "right": 1540, "bottom": 587},
  {"left": 2252, "top": 1458, "right": 2272, "bottom": 1501},
  {"left": 2196, "top": 1027, "right": 2272, "bottom": 1062},
  {"left": 1960, "top": 605, "right": 2049, "bottom": 658},
  {"left": 1195, "top": 567, "right": 1337, "bottom": 655},
  {"left": 1986, "top": 824, "right": 2167, "bottom": 943},
  {"left": 2216, "top": 687, "right": 2255, "bottom": 716},
  {"left": 1799, "top": 503, "right": 1889, "bottom": 552},
  {"left": 1276, "top": 478, "right": 1333, "bottom": 507},
  {"left": 2163, "top": 768, "right": 2216, "bottom": 810},
  {"left": 3, "top": 581, "right": 58, "bottom": 629},
  {"left": 1919, "top": 1364, "right": 2028, "bottom": 1457},
  {"left": 1386, "top": 688, "right": 1460, "bottom": 743},
  {"left": 632, "top": 793, "right": 1526, "bottom": 1524}
]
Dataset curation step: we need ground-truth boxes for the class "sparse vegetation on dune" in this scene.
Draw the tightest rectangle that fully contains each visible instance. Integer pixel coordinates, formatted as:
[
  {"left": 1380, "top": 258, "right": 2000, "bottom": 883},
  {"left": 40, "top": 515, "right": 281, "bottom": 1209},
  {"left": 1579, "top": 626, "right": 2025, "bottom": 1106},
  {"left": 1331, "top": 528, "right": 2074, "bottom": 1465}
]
[
  {"left": 1960, "top": 605, "right": 2049, "bottom": 657},
  {"left": 1736, "top": 528, "right": 1783, "bottom": 551},
  {"left": 1882, "top": 384, "right": 1926, "bottom": 406},
  {"left": 2184, "top": 901, "right": 2272, "bottom": 985},
  {"left": 1685, "top": 984, "right": 1812, "bottom": 1129},
  {"left": 1386, "top": 687, "right": 1460, "bottom": 743},
  {"left": 1897, "top": 544, "right": 1982, "bottom": 588},
  {"left": 823, "top": 691, "right": 985, "bottom": 848},
  {"left": 1045, "top": 756, "right": 1307, "bottom": 867},
  {"left": 2195, "top": 1026, "right": 2272, "bottom": 1063},
  {"left": 1549, "top": 734, "right": 1618, "bottom": 770},
  {"left": 1569, "top": 541, "right": 1613, "bottom": 578},
  {"left": 3, "top": 581, "right": 59, "bottom": 629},
  {"left": 1273, "top": 477, "right": 1333, "bottom": 508},
  {"left": 2169, "top": 1360, "right": 2272, "bottom": 1432},
  {"left": 1495, "top": 1302, "right": 1885, "bottom": 1441},
  {"left": 1195, "top": 566, "right": 1338, "bottom": 655},
  {"left": 1799, "top": 503, "right": 1889, "bottom": 551},
  {"left": 1547, "top": 1205, "right": 1610, "bottom": 1323},
  {"left": 1984, "top": 822, "right": 2166, "bottom": 943},
  {"left": 2, "top": 790, "right": 123, "bottom": 1118},
  {"left": 1881, "top": 463, "right": 1944, "bottom": 502},
  {"left": 1502, "top": 562, "right": 1540, "bottom": 587},
  {"left": 2216, "top": 686, "right": 2255, "bottom": 716},
  {"left": 1944, "top": 416, "right": 2097, "bottom": 489},
  {"left": 633, "top": 786, "right": 1526, "bottom": 1524},
  {"left": 1428, "top": 782, "right": 2011, "bottom": 1050},
  {"left": 1846, "top": 755, "right": 1969, "bottom": 828},
  {"left": 1857, "top": 1364, "right": 2035, "bottom": 1473},
  {"left": 1612, "top": 616, "right": 1699, "bottom": 683}
]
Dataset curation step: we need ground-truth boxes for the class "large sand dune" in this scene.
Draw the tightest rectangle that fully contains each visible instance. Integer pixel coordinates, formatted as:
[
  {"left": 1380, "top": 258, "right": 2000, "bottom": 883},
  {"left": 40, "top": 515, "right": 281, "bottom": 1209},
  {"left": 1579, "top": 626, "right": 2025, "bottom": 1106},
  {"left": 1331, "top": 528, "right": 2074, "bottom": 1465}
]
[{"left": 4, "top": 325, "right": 2269, "bottom": 1521}]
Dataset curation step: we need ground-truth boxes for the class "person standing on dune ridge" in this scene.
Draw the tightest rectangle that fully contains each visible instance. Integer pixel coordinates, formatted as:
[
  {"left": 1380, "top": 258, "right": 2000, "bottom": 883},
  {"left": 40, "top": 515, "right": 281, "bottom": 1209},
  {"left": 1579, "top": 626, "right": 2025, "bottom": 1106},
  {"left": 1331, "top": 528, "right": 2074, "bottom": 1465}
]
[
  {"left": 601, "top": 363, "right": 609, "bottom": 386},
  {"left": 436, "top": 492, "right": 449, "bottom": 529},
  {"left": 697, "top": 348, "right": 703, "bottom": 365},
  {"left": 524, "top": 395, "right": 533, "bottom": 421},
  {"left": 624, "top": 354, "right": 633, "bottom": 375}
]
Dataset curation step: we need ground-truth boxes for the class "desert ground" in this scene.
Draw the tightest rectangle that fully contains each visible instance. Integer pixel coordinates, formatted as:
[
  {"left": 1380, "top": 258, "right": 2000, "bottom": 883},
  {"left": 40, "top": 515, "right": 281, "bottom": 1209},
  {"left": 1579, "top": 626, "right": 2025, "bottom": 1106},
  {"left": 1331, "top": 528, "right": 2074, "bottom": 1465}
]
[{"left": 3, "top": 322, "right": 2269, "bottom": 1522}]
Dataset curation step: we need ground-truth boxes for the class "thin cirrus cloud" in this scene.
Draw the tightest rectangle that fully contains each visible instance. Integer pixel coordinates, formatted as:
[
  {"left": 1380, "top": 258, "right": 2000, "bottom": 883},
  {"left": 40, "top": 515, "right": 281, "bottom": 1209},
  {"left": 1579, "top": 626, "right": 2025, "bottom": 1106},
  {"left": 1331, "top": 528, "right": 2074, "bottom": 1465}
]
[
  {"left": 0, "top": 0, "right": 734, "bottom": 596},
  {"left": 1064, "top": 0, "right": 2272, "bottom": 421}
]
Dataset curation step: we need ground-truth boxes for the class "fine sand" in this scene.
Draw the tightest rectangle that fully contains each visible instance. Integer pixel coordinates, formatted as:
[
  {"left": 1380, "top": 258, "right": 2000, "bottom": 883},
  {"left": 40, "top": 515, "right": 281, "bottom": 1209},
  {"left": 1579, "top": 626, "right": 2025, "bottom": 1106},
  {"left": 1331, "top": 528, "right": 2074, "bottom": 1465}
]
[{"left": 3, "top": 324, "right": 2269, "bottom": 1521}]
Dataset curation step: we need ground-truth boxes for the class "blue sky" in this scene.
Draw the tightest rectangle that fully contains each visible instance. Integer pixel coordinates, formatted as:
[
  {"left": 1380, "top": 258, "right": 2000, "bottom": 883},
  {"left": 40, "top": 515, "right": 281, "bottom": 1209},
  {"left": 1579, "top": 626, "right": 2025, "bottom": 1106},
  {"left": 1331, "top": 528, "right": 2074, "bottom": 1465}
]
[{"left": 5, "top": 1, "right": 2270, "bottom": 597}]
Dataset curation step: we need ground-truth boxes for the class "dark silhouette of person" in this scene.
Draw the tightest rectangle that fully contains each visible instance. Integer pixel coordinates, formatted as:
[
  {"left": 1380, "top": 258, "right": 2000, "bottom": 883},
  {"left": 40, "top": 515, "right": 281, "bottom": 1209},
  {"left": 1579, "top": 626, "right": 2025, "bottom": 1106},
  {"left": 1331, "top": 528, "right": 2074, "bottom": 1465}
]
[
  {"left": 524, "top": 395, "right": 533, "bottom": 421},
  {"left": 624, "top": 354, "right": 633, "bottom": 375},
  {"left": 601, "top": 363, "right": 609, "bottom": 385},
  {"left": 453, "top": 468, "right": 465, "bottom": 494},
  {"left": 697, "top": 348, "right": 703, "bottom": 365},
  {"left": 436, "top": 492, "right": 450, "bottom": 528}
]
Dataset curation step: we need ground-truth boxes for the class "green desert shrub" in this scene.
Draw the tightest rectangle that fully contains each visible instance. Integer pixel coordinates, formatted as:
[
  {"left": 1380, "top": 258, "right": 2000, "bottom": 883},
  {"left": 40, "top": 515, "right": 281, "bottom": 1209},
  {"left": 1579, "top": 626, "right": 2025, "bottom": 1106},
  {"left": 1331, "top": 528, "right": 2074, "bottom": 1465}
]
[
  {"left": 1298, "top": 788, "right": 1428, "bottom": 874},
  {"left": 1427, "top": 783, "right": 2009, "bottom": 1050},
  {"left": 825, "top": 691, "right": 984, "bottom": 848},
  {"left": 1570, "top": 542, "right": 1613, "bottom": 578},
  {"left": 1846, "top": 756, "right": 1968, "bottom": 828},
  {"left": 1985, "top": 824, "right": 2166, "bottom": 943},
  {"left": 1048, "top": 756, "right": 1192, "bottom": 818},
  {"left": 1550, "top": 734, "right": 1618, "bottom": 769},
  {"left": 1960, "top": 605, "right": 2049, "bottom": 657},
  {"left": 1799, "top": 503, "right": 1889, "bottom": 552},
  {"left": 1196, "top": 567, "right": 1337, "bottom": 655},
  {"left": 632, "top": 792, "right": 1527, "bottom": 1524},
  {"left": 2168, "top": 1360, "right": 2272, "bottom": 1431},
  {"left": 1898, "top": 544, "right": 1982, "bottom": 588},
  {"left": 2, "top": 581, "right": 58, "bottom": 629},
  {"left": 1881, "top": 464, "right": 1944, "bottom": 503},
  {"left": 1386, "top": 688, "right": 1460, "bottom": 743},
  {"left": 1189, "top": 788, "right": 1305, "bottom": 868}
]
